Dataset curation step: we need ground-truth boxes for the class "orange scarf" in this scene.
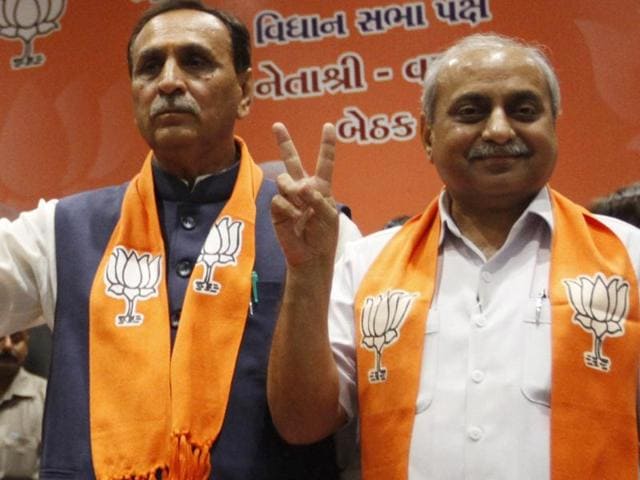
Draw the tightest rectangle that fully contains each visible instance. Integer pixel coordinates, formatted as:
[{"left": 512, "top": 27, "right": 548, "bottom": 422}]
[
  {"left": 89, "top": 138, "right": 263, "bottom": 479},
  {"left": 355, "top": 189, "right": 639, "bottom": 479}
]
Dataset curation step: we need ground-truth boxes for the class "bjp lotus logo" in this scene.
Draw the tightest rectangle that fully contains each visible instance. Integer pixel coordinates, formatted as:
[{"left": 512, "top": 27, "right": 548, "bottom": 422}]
[
  {"left": 104, "top": 246, "right": 162, "bottom": 327},
  {"left": 361, "top": 290, "right": 417, "bottom": 383},
  {"left": 564, "top": 273, "right": 629, "bottom": 372},
  {"left": 0, "top": 0, "right": 67, "bottom": 69},
  {"left": 194, "top": 216, "right": 244, "bottom": 295}
]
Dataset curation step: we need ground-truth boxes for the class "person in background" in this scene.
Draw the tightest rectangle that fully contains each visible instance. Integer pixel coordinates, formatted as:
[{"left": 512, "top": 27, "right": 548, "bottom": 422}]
[
  {"left": 267, "top": 33, "right": 640, "bottom": 479},
  {"left": 589, "top": 181, "right": 640, "bottom": 227},
  {"left": 384, "top": 214, "right": 411, "bottom": 229},
  {"left": 0, "top": 330, "right": 47, "bottom": 480},
  {"left": 0, "top": 0, "right": 359, "bottom": 478}
]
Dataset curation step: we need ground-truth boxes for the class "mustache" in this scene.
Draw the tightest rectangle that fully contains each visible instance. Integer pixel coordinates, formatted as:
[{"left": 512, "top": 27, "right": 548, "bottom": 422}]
[
  {"left": 150, "top": 96, "right": 200, "bottom": 117},
  {"left": 467, "top": 138, "right": 531, "bottom": 161},
  {"left": 0, "top": 351, "right": 17, "bottom": 363}
]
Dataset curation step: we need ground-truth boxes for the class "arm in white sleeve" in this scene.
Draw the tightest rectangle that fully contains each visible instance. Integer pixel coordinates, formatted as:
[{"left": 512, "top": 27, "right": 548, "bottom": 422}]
[{"left": 0, "top": 199, "right": 57, "bottom": 334}]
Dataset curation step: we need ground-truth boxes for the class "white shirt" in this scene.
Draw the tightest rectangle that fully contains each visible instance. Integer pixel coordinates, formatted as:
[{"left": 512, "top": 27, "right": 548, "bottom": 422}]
[
  {"left": 0, "top": 368, "right": 47, "bottom": 479},
  {"left": 329, "top": 187, "right": 640, "bottom": 480}
]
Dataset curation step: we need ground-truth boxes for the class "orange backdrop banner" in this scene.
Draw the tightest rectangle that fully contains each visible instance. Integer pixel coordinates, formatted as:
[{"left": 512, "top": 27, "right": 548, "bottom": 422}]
[{"left": 1, "top": 0, "right": 638, "bottom": 233}]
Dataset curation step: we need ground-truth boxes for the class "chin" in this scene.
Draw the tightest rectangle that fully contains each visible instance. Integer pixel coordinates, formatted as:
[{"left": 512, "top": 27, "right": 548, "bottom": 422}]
[{"left": 151, "top": 130, "right": 200, "bottom": 150}]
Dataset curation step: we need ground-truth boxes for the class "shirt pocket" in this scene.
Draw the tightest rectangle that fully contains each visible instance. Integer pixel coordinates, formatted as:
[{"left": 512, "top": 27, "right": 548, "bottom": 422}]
[
  {"left": 521, "top": 296, "right": 551, "bottom": 407},
  {"left": 0, "top": 433, "right": 39, "bottom": 478},
  {"left": 416, "top": 308, "right": 440, "bottom": 413}
]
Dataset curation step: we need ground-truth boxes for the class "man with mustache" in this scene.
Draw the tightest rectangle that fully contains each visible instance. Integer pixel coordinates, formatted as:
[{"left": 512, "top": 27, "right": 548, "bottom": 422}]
[
  {"left": 268, "top": 33, "right": 640, "bottom": 479},
  {"left": 0, "top": 330, "right": 46, "bottom": 479},
  {"left": 0, "top": 0, "right": 358, "bottom": 478}
]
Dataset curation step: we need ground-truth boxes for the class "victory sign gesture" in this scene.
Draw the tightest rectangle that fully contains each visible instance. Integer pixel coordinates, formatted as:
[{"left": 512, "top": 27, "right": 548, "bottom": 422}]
[{"left": 270, "top": 122, "right": 339, "bottom": 268}]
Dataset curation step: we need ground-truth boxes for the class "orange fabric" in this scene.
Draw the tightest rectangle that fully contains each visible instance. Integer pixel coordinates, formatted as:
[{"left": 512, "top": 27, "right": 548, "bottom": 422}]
[
  {"left": 355, "top": 190, "right": 639, "bottom": 480},
  {"left": 89, "top": 138, "right": 263, "bottom": 480},
  {"left": 354, "top": 197, "right": 440, "bottom": 479},
  {"left": 549, "top": 191, "right": 640, "bottom": 480}
]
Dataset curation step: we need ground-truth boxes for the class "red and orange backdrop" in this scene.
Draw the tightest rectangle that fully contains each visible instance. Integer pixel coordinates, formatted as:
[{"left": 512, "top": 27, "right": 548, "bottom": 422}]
[{"left": 1, "top": 0, "right": 638, "bottom": 232}]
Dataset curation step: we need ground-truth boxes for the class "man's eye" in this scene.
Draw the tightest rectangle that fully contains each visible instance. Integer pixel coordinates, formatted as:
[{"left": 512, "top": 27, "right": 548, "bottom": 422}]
[
  {"left": 184, "top": 55, "right": 211, "bottom": 70},
  {"left": 454, "top": 105, "right": 484, "bottom": 122},
  {"left": 136, "top": 60, "right": 161, "bottom": 76},
  {"left": 513, "top": 104, "right": 539, "bottom": 121}
]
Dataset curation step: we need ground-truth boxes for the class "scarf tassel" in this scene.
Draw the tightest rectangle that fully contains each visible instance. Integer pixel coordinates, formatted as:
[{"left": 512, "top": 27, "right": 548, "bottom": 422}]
[
  {"left": 167, "top": 433, "right": 212, "bottom": 480},
  {"left": 106, "top": 467, "right": 168, "bottom": 480}
]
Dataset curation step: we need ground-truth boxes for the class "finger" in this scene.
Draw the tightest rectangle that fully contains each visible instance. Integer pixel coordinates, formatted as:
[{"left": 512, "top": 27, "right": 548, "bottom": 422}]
[
  {"left": 296, "top": 190, "right": 338, "bottom": 234},
  {"left": 314, "top": 123, "right": 336, "bottom": 186},
  {"left": 276, "top": 173, "right": 306, "bottom": 209},
  {"left": 271, "top": 194, "right": 303, "bottom": 225},
  {"left": 294, "top": 207, "right": 315, "bottom": 238},
  {"left": 272, "top": 122, "right": 305, "bottom": 181}
]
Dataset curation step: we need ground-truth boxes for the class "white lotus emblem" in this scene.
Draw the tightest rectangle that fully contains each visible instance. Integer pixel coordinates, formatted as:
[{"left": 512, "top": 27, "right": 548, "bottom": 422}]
[
  {"left": 361, "top": 290, "right": 417, "bottom": 383},
  {"left": 0, "top": 0, "right": 67, "bottom": 69},
  {"left": 564, "top": 273, "right": 629, "bottom": 372},
  {"left": 104, "top": 246, "right": 162, "bottom": 326},
  {"left": 194, "top": 216, "right": 244, "bottom": 295}
]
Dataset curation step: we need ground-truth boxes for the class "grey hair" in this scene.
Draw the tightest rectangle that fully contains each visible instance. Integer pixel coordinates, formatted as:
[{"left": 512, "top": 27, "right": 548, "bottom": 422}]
[{"left": 421, "top": 33, "right": 561, "bottom": 124}]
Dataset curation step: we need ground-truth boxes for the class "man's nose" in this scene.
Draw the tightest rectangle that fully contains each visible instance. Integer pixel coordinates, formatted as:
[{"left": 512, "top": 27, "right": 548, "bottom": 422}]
[
  {"left": 157, "top": 58, "right": 186, "bottom": 95},
  {"left": 481, "top": 108, "right": 515, "bottom": 144},
  {"left": 0, "top": 336, "right": 12, "bottom": 349}
]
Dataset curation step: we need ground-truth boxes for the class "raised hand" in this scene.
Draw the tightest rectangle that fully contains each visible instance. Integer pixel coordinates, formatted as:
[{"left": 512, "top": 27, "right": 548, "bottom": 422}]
[{"left": 270, "top": 122, "right": 339, "bottom": 268}]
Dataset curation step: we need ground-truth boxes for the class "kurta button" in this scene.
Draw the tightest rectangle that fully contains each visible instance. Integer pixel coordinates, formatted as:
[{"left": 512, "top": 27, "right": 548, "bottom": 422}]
[
  {"left": 181, "top": 215, "right": 196, "bottom": 230},
  {"left": 176, "top": 260, "right": 193, "bottom": 278},
  {"left": 471, "top": 370, "right": 485, "bottom": 383},
  {"left": 468, "top": 426, "right": 483, "bottom": 441},
  {"left": 481, "top": 271, "right": 492, "bottom": 283},
  {"left": 170, "top": 310, "right": 181, "bottom": 328}
]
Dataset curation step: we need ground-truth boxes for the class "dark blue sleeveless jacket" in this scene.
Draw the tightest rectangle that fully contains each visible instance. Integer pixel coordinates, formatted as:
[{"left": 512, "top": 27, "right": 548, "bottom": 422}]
[{"left": 40, "top": 172, "right": 338, "bottom": 479}]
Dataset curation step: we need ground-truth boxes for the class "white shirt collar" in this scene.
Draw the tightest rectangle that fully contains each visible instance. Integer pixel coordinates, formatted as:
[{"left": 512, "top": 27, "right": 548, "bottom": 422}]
[{"left": 437, "top": 186, "right": 555, "bottom": 248}]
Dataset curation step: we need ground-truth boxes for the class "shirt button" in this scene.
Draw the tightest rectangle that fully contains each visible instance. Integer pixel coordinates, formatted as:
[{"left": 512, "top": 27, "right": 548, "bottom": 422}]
[
  {"left": 468, "top": 426, "right": 483, "bottom": 441},
  {"left": 180, "top": 215, "right": 196, "bottom": 230},
  {"left": 471, "top": 370, "right": 485, "bottom": 383},
  {"left": 176, "top": 260, "right": 193, "bottom": 278},
  {"left": 473, "top": 314, "right": 487, "bottom": 328},
  {"left": 481, "top": 271, "right": 492, "bottom": 283},
  {"left": 170, "top": 310, "right": 181, "bottom": 328}
]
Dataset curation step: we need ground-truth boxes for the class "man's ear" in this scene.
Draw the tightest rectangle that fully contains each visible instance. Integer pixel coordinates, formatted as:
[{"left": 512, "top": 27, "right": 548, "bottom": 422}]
[
  {"left": 236, "top": 68, "right": 253, "bottom": 119},
  {"left": 419, "top": 111, "right": 433, "bottom": 161}
]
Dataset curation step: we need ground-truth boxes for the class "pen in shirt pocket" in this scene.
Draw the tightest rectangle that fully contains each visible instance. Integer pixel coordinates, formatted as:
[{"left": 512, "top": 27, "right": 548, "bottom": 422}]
[
  {"left": 535, "top": 289, "right": 547, "bottom": 325},
  {"left": 249, "top": 270, "right": 259, "bottom": 315}
]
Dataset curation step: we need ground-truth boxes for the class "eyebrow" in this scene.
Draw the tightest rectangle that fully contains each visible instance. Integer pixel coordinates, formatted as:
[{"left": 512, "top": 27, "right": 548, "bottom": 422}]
[
  {"left": 507, "top": 90, "right": 545, "bottom": 104},
  {"left": 134, "top": 43, "right": 216, "bottom": 64},
  {"left": 450, "top": 90, "right": 545, "bottom": 107}
]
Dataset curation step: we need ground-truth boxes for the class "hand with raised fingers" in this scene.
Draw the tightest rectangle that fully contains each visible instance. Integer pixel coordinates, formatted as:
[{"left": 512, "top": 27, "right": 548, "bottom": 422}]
[{"left": 271, "top": 122, "right": 339, "bottom": 269}]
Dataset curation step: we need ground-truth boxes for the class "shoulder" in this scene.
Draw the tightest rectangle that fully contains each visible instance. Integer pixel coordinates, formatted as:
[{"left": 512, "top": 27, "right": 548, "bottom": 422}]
[
  {"left": 15, "top": 368, "right": 47, "bottom": 401},
  {"left": 338, "top": 227, "right": 400, "bottom": 276},
  {"left": 57, "top": 182, "right": 129, "bottom": 209},
  {"left": 55, "top": 183, "right": 129, "bottom": 231}
]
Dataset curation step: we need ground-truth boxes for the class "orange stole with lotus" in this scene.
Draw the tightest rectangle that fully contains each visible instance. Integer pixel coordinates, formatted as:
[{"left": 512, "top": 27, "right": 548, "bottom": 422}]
[
  {"left": 89, "top": 138, "right": 263, "bottom": 480},
  {"left": 354, "top": 190, "right": 639, "bottom": 480}
]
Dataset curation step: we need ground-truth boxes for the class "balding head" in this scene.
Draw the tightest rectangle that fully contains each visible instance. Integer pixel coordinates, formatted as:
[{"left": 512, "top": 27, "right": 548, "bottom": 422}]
[{"left": 422, "top": 33, "right": 560, "bottom": 125}]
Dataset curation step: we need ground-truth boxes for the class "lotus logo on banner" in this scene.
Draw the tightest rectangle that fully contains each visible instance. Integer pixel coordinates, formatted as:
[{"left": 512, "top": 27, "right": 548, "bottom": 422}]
[
  {"left": 361, "top": 289, "right": 417, "bottom": 383},
  {"left": 104, "top": 246, "right": 162, "bottom": 327},
  {"left": 0, "top": 0, "right": 67, "bottom": 70},
  {"left": 564, "top": 273, "right": 629, "bottom": 372}
]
